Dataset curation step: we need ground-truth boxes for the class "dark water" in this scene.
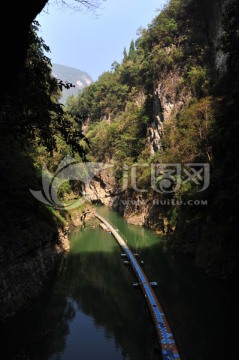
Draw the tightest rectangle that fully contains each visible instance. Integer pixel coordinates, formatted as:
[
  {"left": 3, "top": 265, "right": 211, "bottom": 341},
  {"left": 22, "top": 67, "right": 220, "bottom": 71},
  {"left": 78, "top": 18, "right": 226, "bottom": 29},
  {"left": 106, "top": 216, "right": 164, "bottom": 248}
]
[{"left": 0, "top": 206, "right": 239, "bottom": 360}]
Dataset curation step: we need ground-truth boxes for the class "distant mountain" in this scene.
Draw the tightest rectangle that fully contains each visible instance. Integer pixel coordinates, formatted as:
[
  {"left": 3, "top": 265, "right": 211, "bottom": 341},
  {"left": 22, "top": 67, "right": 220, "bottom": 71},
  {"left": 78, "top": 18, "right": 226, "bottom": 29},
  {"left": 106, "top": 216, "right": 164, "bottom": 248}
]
[{"left": 52, "top": 63, "right": 93, "bottom": 104}]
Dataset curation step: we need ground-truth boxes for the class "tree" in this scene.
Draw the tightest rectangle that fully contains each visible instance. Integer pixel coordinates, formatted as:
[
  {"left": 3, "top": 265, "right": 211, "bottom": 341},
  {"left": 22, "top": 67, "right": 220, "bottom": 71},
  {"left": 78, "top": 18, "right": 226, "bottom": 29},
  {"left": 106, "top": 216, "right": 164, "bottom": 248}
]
[
  {"left": 67, "top": 71, "right": 129, "bottom": 122},
  {"left": 123, "top": 47, "right": 128, "bottom": 61},
  {"left": 52, "top": 0, "right": 105, "bottom": 12},
  {"left": 128, "top": 39, "right": 135, "bottom": 57}
]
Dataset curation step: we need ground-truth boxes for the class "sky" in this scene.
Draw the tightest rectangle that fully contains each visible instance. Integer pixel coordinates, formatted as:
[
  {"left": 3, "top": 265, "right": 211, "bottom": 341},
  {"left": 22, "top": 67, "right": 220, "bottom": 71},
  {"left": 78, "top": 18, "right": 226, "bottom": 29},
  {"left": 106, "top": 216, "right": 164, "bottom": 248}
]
[{"left": 37, "top": 0, "right": 167, "bottom": 81}]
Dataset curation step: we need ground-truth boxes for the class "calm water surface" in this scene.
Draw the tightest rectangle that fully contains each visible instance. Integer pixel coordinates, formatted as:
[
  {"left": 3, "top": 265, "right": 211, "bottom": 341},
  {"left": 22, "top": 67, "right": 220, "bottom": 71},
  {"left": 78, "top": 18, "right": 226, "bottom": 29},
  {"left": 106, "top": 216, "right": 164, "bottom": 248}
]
[{"left": 0, "top": 206, "right": 238, "bottom": 359}]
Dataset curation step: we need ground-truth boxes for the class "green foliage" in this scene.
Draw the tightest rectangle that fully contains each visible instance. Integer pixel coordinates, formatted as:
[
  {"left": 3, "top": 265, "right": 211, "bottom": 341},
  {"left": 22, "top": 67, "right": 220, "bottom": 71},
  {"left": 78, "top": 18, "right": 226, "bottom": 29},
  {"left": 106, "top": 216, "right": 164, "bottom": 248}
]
[
  {"left": 0, "top": 21, "right": 87, "bottom": 161},
  {"left": 67, "top": 71, "right": 129, "bottom": 122},
  {"left": 12, "top": 22, "right": 62, "bottom": 152},
  {"left": 0, "top": 21, "right": 90, "bottom": 246},
  {"left": 128, "top": 39, "right": 136, "bottom": 57},
  {"left": 123, "top": 47, "right": 128, "bottom": 61},
  {"left": 160, "top": 97, "right": 215, "bottom": 163},
  {"left": 66, "top": 0, "right": 217, "bottom": 189},
  {"left": 64, "top": 0, "right": 239, "bottom": 279},
  {"left": 187, "top": 66, "right": 208, "bottom": 97},
  {"left": 86, "top": 121, "right": 112, "bottom": 161},
  {"left": 86, "top": 104, "right": 148, "bottom": 165},
  {"left": 0, "top": 0, "right": 238, "bottom": 286},
  {"left": 47, "top": 207, "right": 68, "bottom": 227}
]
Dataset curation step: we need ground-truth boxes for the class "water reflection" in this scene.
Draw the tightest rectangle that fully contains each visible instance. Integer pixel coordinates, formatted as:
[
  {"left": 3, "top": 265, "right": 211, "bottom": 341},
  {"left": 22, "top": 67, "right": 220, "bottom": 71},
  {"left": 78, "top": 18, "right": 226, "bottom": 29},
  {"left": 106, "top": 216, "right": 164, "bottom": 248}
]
[
  {"left": 0, "top": 218, "right": 158, "bottom": 360},
  {"left": 94, "top": 206, "right": 239, "bottom": 360},
  {"left": 0, "top": 206, "right": 238, "bottom": 360}
]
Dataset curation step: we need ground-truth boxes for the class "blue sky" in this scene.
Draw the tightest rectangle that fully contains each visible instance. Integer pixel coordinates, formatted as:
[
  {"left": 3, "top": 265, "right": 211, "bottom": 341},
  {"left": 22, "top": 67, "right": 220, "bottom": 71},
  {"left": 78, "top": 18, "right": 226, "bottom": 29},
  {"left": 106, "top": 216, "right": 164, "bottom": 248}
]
[{"left": 37, "top": 0, "right": 166, "bottom": 81}]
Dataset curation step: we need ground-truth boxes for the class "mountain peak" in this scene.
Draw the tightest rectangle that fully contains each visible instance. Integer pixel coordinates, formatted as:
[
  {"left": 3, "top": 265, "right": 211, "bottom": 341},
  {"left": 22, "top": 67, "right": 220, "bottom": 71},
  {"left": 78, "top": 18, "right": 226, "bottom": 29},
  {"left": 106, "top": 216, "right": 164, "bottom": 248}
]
[{"left": 52, "top": 63, "right": 93, "bottom": 104}]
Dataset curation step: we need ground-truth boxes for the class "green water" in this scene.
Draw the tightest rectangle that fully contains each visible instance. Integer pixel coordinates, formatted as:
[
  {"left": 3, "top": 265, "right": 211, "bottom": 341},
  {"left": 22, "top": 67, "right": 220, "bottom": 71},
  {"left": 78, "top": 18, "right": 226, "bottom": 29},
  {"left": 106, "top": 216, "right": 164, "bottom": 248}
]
[{"left": 0, "top": 206, "right": 238, "bottom": 359}]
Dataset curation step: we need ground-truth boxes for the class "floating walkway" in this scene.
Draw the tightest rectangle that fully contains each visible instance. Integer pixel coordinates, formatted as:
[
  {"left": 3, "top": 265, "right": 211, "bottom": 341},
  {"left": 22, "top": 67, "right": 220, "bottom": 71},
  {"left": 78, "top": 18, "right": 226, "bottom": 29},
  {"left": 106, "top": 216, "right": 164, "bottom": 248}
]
[
  {"left": 99, "top": 222, "right": 110, "bottom": 232},
  {"left": 95, "top": 213, "right": 180, "bottom": 360}
]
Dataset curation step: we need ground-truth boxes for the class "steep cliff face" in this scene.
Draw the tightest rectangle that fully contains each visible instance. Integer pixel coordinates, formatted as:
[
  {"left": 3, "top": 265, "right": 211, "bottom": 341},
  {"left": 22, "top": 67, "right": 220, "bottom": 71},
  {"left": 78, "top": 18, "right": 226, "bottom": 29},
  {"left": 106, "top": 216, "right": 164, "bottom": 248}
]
[
  {"left": 46, "top": 0, "right": 238, "bottom": 292},
  {"left": 113, "top": 0, "right": 237, "bottom": 286},
  {"left": 83, "top": 168, "right": 117, "bottom": 206},
  {"left": 147, "top": 0, "right": 229, "bottom": 155},
  {"left": 0, "top": 1, "right": 74, "bottom": 321},
  {"left": 0, "top": 226, "right": 70, "bottom": 321},
  {"left": 148, "top": 68, "right": 192, "bottom": 154}
]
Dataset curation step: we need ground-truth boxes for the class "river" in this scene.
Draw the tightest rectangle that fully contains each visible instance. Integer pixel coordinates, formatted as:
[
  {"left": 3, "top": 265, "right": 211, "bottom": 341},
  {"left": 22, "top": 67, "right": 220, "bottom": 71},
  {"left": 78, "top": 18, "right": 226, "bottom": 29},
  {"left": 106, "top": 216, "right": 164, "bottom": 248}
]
[{"left": 0, "top": 206, "right": 238, "bottom": 359}]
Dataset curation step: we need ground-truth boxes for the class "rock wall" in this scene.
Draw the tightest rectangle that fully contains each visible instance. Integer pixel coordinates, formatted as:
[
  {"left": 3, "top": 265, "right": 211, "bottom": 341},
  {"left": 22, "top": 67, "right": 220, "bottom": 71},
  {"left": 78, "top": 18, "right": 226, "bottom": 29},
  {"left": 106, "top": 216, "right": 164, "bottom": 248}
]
[
  {"left": 147, "top": 0, "right": 230, "bottom": 155},
  {"left": 0, "top": 228, "right": 70, "bottom": 321},
  {"left": 106, "top": 1, "right": 234, "bottom": 286},
  {"left": 148, "top": 68, "right": 193, "bottom": 155},
  {"left": 83, "top": 168, "right": 117, "bottom": 206}
]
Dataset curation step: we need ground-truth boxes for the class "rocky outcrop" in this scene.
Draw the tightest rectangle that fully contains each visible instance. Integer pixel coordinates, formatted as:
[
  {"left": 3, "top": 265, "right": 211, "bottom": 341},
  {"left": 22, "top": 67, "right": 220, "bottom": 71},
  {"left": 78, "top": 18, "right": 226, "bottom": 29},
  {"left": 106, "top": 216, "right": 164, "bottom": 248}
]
[
  {"left": 147, "top": 0, "right": 231, "bottom": 156},
  {"left": 112, "top": 190, "right": 171, "bottom": 235},
  {"left": 70, "top": 207, "right": 96, "bottom": 227},
  {"left": 112, "top": 0, "right": 233, "bottom": 280},
  {"left": 83, "top": 168, "right": 117, "bottom": 206},
  {"left": 0, "top": 202, "right": 98, "bottom": 322},
  {"left": 147, "top": 68, "right": 192, "bottom": 155},
  {"left": 0, "top": 227, "right": 70, "bottom": 321}
]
